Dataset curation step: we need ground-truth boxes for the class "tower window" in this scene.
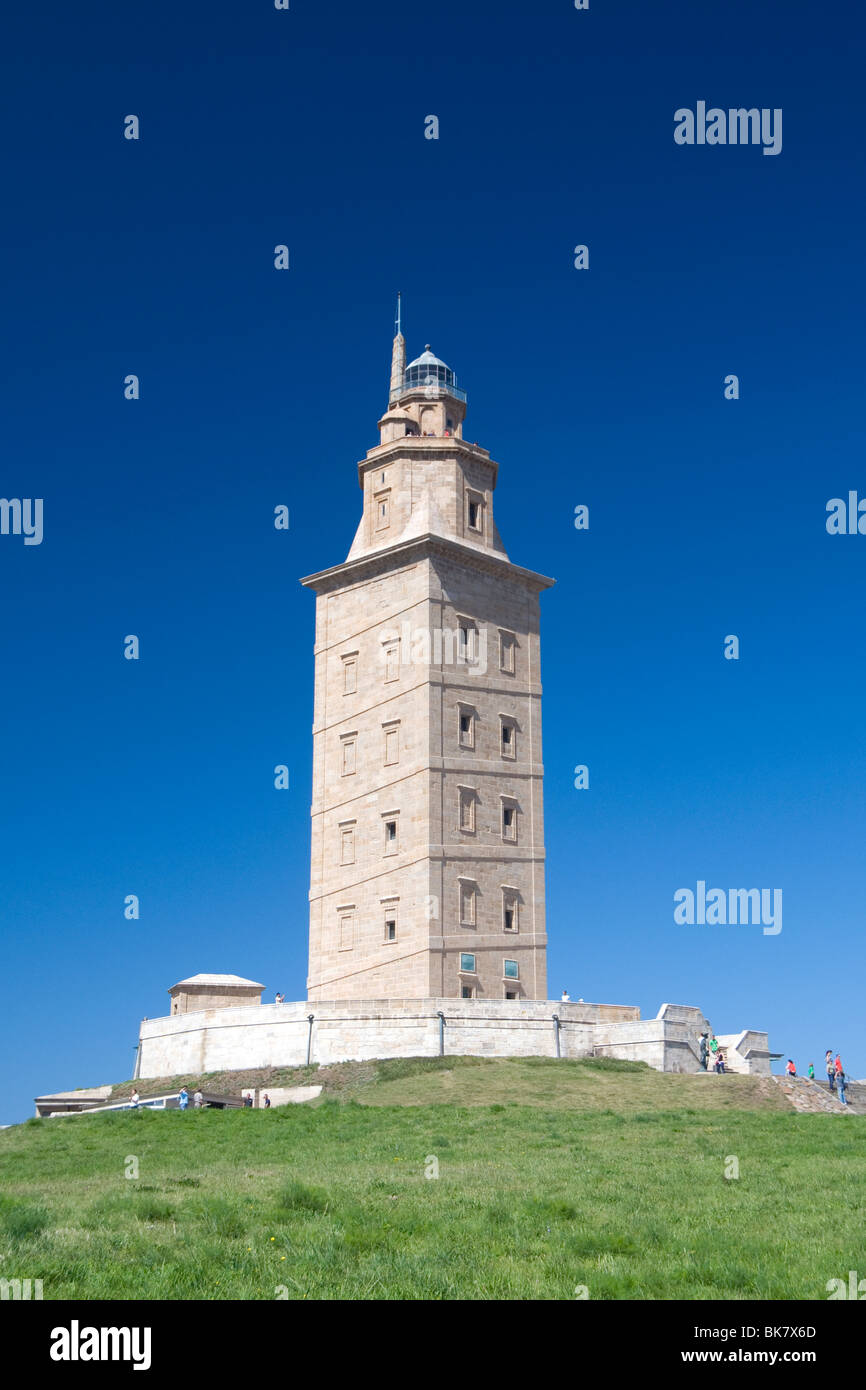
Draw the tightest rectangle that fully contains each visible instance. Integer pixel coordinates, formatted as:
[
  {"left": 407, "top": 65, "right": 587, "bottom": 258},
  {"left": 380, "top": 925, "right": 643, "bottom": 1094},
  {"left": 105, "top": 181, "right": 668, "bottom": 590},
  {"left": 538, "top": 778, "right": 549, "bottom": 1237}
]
[
  {"left": 458, "top": 705, "right": 475, "bottom": 748},
  {"left": 502, "top": 890, "right": 519, "bottom": 932},
  {"left": 502, "top": 804, "right": 517, "bottom": 842},
  {"left": 338, "top": 908, "right": 355, "bottom": 952},
  {"left": 340, "top": 735, "right": 357, "bottom": 777},
  {"left": 383, "top": 640, "right": 400, "bottom": 683},
  {"left": 500, "top": 719, "right": 515, "bottom": 758},
  {"left": 340, "top": 822, "right": 356, "bottom": 865},
  {"left": 459, "top": 880, "right": 476, "bottom": 926},
  {"left": 458, "top": 621, "right": 478, "bottom": 664},
  {"left": 375, "top": 489, "right": 391, "bottom": 530},
  {"left": 458, "top": 787, "right": 476, "bottom": 833},
  {"left": 504, "top": 959, "right": 519, "bottom": 980},
  {"left": 383, "top": 720, "right": 400, "bottom": 765},
  {"left": 499, "top": 630, "right": 516, "bottom": 674},
  {"left": 383, "top": 814, "right": 399, "bottom": 855},
  {"left": 342, "top": 654, "right": 358, "bottom": 695},
  {"left": 460, "top": 952, "right": 476, "bottom": 973},
  {"left": 461, "top": 985, "right": 474, "bottom": 999},
  {"left": 466, "top": 491, "right": 484, "bottom": 534},
  {"left": 381, "top": 895, "right": 399, "bottom": 943}
]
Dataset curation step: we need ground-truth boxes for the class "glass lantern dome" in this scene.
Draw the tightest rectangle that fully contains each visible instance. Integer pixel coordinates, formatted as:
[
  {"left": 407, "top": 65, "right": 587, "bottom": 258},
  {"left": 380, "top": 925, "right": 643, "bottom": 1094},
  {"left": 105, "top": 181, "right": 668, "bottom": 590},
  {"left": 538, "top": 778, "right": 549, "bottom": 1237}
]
[{"left": 402, "top": 346, "right": 466, "bottom": 402}]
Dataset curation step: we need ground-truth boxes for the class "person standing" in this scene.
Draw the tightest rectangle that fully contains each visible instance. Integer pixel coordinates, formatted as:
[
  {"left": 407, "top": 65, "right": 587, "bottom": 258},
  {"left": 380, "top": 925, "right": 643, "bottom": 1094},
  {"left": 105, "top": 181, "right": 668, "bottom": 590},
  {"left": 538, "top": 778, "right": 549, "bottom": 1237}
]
[
  {"left": 835, "top": 1054, "right": 843, "bottom": 1078},
  {"left": 178, "top": 1087, "right": 189, "bottom": 1111},
  {"left": 193, "top": 1090, "right": 203, "bottom": 1109},
  {"left": 130, "top": 1090, "right": 140, "bottom": 1109},
  {"left": 837, "top": 1069, "right": 848, "bottom": 1106},
  {"left": 263, "top": 1093, "right": 271, "bottom": 1109},
  {"left": 699, "top": 1033, "right": 709, "bottom": 1070},
  {"left": 807, "top": 1062, "right": 815, "bottom": 1081},
  {"left": 826, "top": 1051, "right": 835, "bottom": 1092},
  {"left": 560, "top": 990, "right": 570, "bottom": 1003}
]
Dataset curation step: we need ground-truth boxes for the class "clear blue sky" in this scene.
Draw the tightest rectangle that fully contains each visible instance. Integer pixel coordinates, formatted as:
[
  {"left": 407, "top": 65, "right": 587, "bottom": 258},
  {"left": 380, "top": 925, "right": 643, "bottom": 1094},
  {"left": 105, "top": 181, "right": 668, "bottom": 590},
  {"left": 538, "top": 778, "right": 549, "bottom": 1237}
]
[{"left": 2, "top": 1, "right": 864, "bottom": 1123}]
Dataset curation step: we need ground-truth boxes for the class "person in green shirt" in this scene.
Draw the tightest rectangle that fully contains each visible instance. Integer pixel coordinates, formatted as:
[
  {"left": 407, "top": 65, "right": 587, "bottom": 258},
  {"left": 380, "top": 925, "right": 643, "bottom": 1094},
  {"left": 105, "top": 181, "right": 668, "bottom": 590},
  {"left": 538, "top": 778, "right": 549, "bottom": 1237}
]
[{"left": 807, "top": 1062, "right": 815, "bottom": 1080}]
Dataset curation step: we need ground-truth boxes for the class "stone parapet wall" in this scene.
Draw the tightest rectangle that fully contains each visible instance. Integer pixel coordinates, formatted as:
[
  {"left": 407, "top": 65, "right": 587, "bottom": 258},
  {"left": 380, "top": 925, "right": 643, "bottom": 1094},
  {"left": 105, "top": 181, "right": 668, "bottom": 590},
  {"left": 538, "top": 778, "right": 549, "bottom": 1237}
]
[
  {"left": 715, "top": 1030, "right": 773, "bottom": 1076},
  {"left": 136, "top": 997, "right": 768, "bottom": 1079},
  {"left": 592, "top": 1019, "right": 705, "bottom": 1074}
]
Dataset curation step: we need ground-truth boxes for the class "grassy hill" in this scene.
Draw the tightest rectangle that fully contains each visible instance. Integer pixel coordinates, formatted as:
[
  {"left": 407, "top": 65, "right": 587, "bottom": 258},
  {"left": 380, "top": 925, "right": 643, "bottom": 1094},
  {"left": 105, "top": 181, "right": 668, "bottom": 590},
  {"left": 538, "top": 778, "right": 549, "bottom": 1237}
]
[
  {"left": 105, "top": 1053, "right": 792, "bottom": 1112},
  {"left": 1, "top": 1057, "right": 862, "bottom": 1300}
]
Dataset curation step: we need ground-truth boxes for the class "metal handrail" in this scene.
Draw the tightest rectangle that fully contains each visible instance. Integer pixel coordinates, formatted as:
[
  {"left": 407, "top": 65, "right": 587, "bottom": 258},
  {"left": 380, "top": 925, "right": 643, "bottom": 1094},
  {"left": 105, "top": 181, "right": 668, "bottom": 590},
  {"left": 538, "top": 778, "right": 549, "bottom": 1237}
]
[{"left": 396, "top": 379, "right": 467, "bottom": 403}]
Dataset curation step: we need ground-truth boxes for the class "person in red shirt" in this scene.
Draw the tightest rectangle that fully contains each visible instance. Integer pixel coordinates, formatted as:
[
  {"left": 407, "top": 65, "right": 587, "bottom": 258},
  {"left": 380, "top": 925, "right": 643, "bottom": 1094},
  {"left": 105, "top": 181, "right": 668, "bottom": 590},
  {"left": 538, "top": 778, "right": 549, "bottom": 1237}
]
[{"left": 835, "top": 1054, "right": 843, "bottom": 1076}]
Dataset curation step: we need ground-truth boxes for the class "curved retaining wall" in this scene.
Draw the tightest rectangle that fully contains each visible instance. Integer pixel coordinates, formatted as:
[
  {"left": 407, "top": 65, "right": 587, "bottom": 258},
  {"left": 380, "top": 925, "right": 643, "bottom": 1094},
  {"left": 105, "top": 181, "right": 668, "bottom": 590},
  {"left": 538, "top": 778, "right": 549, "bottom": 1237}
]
[{"left": 134, "top": 998, "right": 771, "bottom": 1080}]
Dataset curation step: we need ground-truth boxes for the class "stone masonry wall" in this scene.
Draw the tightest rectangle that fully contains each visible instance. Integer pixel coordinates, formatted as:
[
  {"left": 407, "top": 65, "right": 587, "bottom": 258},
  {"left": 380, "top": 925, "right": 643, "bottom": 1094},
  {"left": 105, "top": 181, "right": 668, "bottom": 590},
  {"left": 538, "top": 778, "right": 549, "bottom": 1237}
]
[{"left": 135, "top": 996, "right": 773, "bottom": 1080}]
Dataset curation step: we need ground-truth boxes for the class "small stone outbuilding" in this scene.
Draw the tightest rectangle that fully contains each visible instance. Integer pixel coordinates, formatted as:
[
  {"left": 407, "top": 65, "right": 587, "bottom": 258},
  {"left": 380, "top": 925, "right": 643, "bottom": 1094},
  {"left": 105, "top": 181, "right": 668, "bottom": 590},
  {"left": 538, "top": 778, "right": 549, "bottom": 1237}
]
[{"left": 168, "top": 973, "right": 264, "bottom": 1016}]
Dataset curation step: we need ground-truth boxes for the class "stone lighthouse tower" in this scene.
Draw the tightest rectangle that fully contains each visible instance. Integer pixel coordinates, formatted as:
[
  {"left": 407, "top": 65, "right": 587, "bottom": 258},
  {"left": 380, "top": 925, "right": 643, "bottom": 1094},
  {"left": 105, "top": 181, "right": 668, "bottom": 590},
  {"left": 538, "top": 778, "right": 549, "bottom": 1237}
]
[{"left": 301, "top": 308, "right": 554, "bottom": 1002}]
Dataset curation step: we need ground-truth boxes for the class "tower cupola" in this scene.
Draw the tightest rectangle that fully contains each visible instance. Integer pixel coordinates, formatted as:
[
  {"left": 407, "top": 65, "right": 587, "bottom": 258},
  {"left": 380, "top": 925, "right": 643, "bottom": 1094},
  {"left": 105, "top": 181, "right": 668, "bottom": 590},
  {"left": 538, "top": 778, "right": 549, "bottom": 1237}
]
[
  {"left": 380, "top": 305, "right": 467, "bottom": 443},
  {"left": 403, "top": 346, "right": 465, "bottom": 402}
]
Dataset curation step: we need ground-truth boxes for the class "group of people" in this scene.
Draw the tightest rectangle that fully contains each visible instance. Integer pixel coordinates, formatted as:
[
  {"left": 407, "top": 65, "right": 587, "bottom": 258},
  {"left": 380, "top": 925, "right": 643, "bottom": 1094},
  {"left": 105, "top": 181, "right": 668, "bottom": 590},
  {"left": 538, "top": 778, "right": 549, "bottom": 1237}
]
[
  {"left": 785, "top": 1052, "right": 850, "bottom": 1105},
  {"left": 175, "top": 1088, "right": 204, "bottom": 1110},
  {"left": 129, "top": 1087, "right": 273, "bottom": 1110},
  {"left": 128, "top": 1087, "right": 206, "bottom": 1110},
  {"left": 698, "top": 1033, "right": 727, "bottom": 1073}
]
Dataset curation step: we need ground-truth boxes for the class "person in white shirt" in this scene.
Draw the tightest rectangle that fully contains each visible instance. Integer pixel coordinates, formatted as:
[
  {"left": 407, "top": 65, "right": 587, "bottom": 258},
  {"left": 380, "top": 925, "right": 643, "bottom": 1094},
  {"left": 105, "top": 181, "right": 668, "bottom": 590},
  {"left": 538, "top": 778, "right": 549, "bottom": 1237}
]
[{"left": 561, "top": 990, "right": 570, "bottom": 1002}]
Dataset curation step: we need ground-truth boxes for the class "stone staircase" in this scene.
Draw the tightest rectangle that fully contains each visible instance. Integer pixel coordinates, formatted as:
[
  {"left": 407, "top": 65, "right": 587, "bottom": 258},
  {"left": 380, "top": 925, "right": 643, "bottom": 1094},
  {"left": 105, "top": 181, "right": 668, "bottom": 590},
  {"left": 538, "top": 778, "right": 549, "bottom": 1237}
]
[
  {"left": 844, "top": 1080, "right": 866, "bottom": 1115},
  {"left": 772, "top": 1074, "right": 866, "bottom": 1115}
]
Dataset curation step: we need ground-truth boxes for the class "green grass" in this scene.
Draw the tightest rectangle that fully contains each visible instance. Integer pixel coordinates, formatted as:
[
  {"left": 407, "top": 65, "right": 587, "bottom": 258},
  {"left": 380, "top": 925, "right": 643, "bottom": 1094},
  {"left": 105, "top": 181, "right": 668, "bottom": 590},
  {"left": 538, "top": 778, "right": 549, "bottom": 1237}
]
[
  {"left": 353, "top": 1055, "right": 792, "bottom": 1112},
  {"left": 1, "top": 1057, "right": 862, "bottom": 1300}
]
